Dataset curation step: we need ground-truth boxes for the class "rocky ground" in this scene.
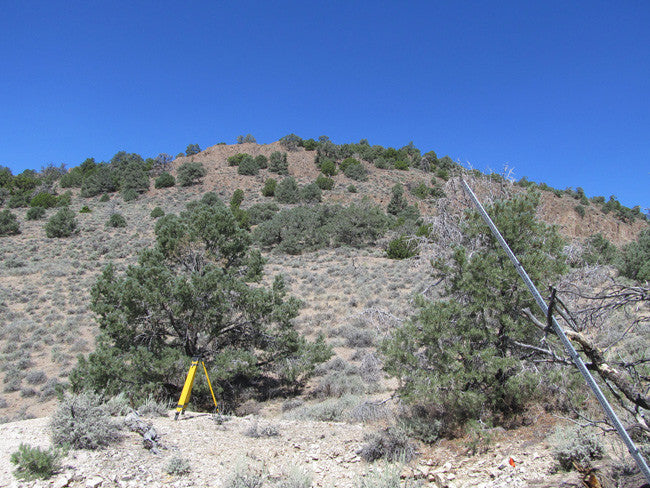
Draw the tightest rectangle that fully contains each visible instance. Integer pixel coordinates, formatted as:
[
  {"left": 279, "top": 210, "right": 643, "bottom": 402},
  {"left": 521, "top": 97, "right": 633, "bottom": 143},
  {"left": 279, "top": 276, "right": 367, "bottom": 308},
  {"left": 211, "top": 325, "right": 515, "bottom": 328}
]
[{"left": 3, "top": 409, "right": 628, "bottom": 488}]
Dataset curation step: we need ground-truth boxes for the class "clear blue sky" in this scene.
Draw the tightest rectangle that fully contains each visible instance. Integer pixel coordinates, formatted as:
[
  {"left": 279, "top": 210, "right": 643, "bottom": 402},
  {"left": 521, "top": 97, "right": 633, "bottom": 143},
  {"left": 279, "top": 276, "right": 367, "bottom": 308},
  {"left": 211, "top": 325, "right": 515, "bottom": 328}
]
[{"left": 1, "top": 1, "right": 648, "bottom": 210}]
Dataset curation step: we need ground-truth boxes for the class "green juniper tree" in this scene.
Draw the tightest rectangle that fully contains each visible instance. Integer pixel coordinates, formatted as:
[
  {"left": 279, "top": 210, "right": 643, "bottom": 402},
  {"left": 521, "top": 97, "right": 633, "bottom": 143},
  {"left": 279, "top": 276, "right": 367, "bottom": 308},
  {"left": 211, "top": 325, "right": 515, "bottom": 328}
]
[
  {"left": 382, "top": 191, "right": 567, "bottom": 437},
  {"left": 70, "top": 196, "right": 330, "bottom": 407}
]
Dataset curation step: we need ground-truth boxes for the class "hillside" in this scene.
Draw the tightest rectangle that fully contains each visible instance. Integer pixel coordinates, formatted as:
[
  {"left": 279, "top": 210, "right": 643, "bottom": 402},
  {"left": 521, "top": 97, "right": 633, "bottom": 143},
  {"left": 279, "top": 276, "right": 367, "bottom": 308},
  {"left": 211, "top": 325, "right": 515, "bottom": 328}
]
[{"left": 0, "top": 140, "right": 648, "bottom": 487}]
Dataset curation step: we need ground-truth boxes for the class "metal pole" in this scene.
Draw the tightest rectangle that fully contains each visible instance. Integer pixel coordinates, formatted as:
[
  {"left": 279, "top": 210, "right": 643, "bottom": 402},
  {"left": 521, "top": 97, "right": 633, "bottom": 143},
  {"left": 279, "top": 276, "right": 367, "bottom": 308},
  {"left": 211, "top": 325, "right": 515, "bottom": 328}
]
[{"left": 461, "top": 179, "right": 650, "bottom": 482}]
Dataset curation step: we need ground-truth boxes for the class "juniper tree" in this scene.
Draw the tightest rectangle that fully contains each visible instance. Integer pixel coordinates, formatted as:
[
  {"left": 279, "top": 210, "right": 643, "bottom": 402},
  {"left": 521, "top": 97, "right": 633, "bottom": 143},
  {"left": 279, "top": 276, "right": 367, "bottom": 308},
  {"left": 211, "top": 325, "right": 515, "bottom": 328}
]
[
  {"left": 70, "top": 196, "right": 330, "bottom": 406},
  {"left": 382, "top": 191, "right": 567, "bottom": 437}
]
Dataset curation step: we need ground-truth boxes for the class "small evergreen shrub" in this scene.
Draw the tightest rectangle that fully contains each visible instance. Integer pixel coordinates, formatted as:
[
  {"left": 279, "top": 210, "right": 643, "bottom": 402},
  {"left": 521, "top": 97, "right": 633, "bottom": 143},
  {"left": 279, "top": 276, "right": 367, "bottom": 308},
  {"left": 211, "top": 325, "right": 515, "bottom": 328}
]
[
  {"left": 549, "top": 425, "right": 603, "bottom": 471},
  {"left": 574, "top": 204, "right": 586, "bottom": 218},
  {"left": 386, "top": 236, "right": 418, "bottom": 259},
  {"left": 618, "top": 229, "right": 650, "bottom": 282},
  {"left": 339, "top": 157, "right": 358, "bottom": 173},
  {"left": 228, "top": 153, "right": 247, "bottom": 166},
  {"left": 155, "top": 172, "right": 175, "bottom": 188},
  {"left": 247, "top": 202, "right": 279, "bottom": 225},
  {"left": 122, "top": 188, "right": 138, "bottom": 201},
  {"left": 150, "top": 206, "right": 165, "bottom": 219},
  {"left": 269, "top": 151, "right": 289, "bottom": 175},
  {"left": 50, "top": 392, "right": 121, "bottom": 449},
  {"left": 262, "top": 178, "right": 277, "bottom": 197},
  {"left": 26, "top": 206, "right": 46, "bottom": 220},
  {"left": 177, "top": 162, "right": 207, "bottom": 186},
  {"left": 393, "top": 160, "right": 409, "bottom": 170},
  {"left": 185, "top": 143, "right": 201, "bottom": 156},
  {"left": 56, "top": 191, "right": 72, "bottom": 207},
  {"left": 254, "top": 154, "right": 268, "bottom": 169},
  {"left": 320, "top": 159, "right": 337, "bottom": 176},
  {"left": 237, "top": 155, "right": 259, "bottom": 175},
  {"left": 300, "top": 183, "right": 322, "bottom": 203},
  {"left": 315, "top": 174, "right": 334, "bottom": 190},
  {"left": 230, "top": 189, "right": 245, "bottom": 209},
  {"left": 79, "top": 206, "right": 91, "bottom": 214},
  {"left": 275, "top": 177, "right": 300, "bottom": 204},
  {"left": 411, "top": 182, "right": 430, "bottom": 199},
  {"left": 45, "top": 208, "right": 77, "bottom": 238},
  {"left": 582, "top": 233, "right": 618, "bottom": 265},
  {"left": 99, "top": 194, "right": 110, "bottom": 202},
  {"left": 347, "top": 185, "right": 357, "bottom": 193},
  {"left": 302, "top": 138, "right": 318, "bottom": 151},
  {"left": 279, "top": 133, "right": 302, "bottom": 151},
  {"left": 10, "top": 443, "right": 61, "bottom": 481},
  {"left": 343, "top": 161, "right": 368, "bottom": 181},
  {"left": 30, "top": 192, "right": 58, "bottom": 208},
  {"left": 106, "top": 213, "right": 127, "bottom": 228}
]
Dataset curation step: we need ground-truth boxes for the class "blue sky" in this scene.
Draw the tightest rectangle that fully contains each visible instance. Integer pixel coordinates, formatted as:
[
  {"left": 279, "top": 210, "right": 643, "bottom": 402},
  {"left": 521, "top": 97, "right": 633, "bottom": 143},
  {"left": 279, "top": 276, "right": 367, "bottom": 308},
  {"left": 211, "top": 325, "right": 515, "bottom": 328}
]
[{"left": 1, "top": 1, "right": 648, "bottom": 210}]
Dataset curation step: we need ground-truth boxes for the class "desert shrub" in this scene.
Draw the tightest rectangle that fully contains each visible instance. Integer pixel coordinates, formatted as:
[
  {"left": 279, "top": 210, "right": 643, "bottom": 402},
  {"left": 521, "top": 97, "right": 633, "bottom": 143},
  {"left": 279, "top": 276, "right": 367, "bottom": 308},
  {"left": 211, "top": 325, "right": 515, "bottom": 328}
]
[
  {"left": 288, "top": 395, "right": 358, "bottom": 421},
  {"left": 319, "top": 159, "right": 337, "bottom": 176},
  {"left": 276, "top": 467, "right": 312, "bottom": 488},
  {"left": 224, "top": 462, "right": 264, "bottom": 488},
  {"left": 269, "top": 151, "right": 289, "bottom": 175},
  {"left": 137, "top": 395, "right": 169, "bottom": 417},
  {"left": 236, "top": 134, "right": 256, "bottom": 144},
  {"left": 99, "top": 194, "right": 110, "bottom": 202},
  {"left": 81, "top": 164, "right": 118, "bottom": 197},
  {"left": 185, "top": 143, "right": 201, "bottom": 156},
  {"left": 359, "top": 427, "right": 416, "bottom": 463},
  {"left": 45, "top": 208, "right": 77, "bottom": 238},
  {"left": 387, "top": 184, "right": 407, "bottom": 216},
  {"left": 618, "top": 229, "right": 650, "bottom": 282},
  {"left": 255, "top": 202, "right": 387, "bottom": 254},
  {"left": 106, "top": 213, "right": 127, "bottom": 228},
  {"left": 253, "top": 155, "right": 267, "bottom": 169},
  {"left": 155, "top": 172, "right": 175, "bottom": 188},
  {"left": 50, "top": 391, "right": 122, "bottom": 449},
  {"left": 56, "top": 191, "right": 72, "bottom": 207},
  {"left": 122, "top": 188, "right": 138, "bottom": 201},
  {"left": 230, "top": 189, "right": 245, "bottom": 209},
  {"left": 243, "top": 420, "right": 280, "bottom": 438},
  {"left": 302, "top": 138, "right": 318, "bottom": 151},
  {"left": 262, "top": 178, "right": 277, "bottom": 197},
  {"left": 582, "top": 233, "right": 618, "bottom": 265},
  {"left": 30, "top": 192, "right": 58, "bottom": 208},
  {"left": 247, "top": 202, "right": 279, "bottom": 225},
  {"left": 300, "top": 183, "right": 322, "bottom": 203},
  {"left": 410, "top": 182, "right": 430, "bottom": 199},
  {"left": 10, "top": 443, "right": 61, "bottom": 481},
  {"left": 279, "top": 133, "right": 302, "bottom": 151},
  {"left": 166, "top": 456, "right": 191, "bottom": 475},
  {"left": 177, "top": 162, "right": 207, "bottom": 186},
  {"left": 8, "top": 192, "right": 30, "bottom": 208},
  {"left": 79, "top": 205, "right": 91, "bottom": 214},
  {"left": 165, "top": 456, "right": 192, "bottom": 476},
  {"left": 275, "top": 177, "right": 300, "bottom": 204},
  {"left": 574, "top": 204, "right": 586, "bottom": 218},
  {"left": 393, "top": 160, "right": 409, "bottom": 170},
  {"left": 150, "top": 207, "right": 165, "bottom": 219},
  {"left": 238, "top": 155, "right": 259, "bottom": 176},
  {"left": 228, "top": 153, "right": 247, "bottom": 166},
  {"left": 347, "top": 185, "right": 357, "bottom": 193},
  {"left": 313, "top": 370, "right": 366, "bottom": 398},
  {"left": 549, "top": 425, "right": 603, "bottom": 471},
  {"left": 338, "top": 324, "right": 376, "bottom": 348},
  {"left": 386, "top": 236, "right": 418, "bottom": 259},
  {"left": 343, "top": 162, "right": 368, "bottom": 181},
  {"left": 356, "top": 462, "right": 406, "bottom": 488},
  {"left": 315, "top": 174, "right": 334, "bottom": 190},
  {"left": 26, "top": 371, "right": 47, "bottom": 385},
  {"left": 26, "top": 206, "right": 46, "bottom": 220}
]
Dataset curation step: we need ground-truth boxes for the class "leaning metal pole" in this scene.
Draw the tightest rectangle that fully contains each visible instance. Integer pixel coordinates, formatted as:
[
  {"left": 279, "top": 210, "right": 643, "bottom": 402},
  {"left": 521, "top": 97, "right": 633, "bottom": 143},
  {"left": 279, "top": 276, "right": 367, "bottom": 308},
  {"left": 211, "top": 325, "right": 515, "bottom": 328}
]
[{"left": 461, "top": 179, "right": 650, "bottom": 482}]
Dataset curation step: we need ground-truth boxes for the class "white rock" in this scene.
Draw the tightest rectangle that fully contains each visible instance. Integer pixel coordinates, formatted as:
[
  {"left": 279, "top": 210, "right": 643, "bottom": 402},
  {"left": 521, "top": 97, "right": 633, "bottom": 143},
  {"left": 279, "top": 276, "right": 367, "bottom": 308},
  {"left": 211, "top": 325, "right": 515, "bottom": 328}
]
[{"left": 85, "top": 476, "right": 104, "bottom": 488}]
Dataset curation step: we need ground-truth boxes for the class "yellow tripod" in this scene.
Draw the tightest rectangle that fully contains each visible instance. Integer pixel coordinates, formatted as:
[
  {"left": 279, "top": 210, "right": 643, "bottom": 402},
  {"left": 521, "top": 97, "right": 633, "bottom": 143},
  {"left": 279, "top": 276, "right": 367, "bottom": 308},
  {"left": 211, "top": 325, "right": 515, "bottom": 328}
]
[{"left": 174, "top": 356, "right": 218, "bottom": 420}]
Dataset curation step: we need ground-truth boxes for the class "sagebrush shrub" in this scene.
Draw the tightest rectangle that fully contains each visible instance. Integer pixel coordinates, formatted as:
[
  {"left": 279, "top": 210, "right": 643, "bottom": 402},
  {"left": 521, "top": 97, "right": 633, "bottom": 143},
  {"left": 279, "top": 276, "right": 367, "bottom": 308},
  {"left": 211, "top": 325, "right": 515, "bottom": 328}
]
[
  {"left": 262, "top": 178, "right": 277, "bottom": 197},
  {"left": 359, "top": 427, "right": 416, "bottom": 462},
  {"left": 45, "top": 208, "right": 77, "bottom": 238},
  {"left": 10, "top": 443, "right": 61, "bottom": 481},
  {"left": 26, "top": 206, "right": 46, "bottom": 220},
  {"left": 50, "top": 391, "right": 121, "bottom": 450},
  {"left": 0, "top": 209, "right": 20, "bottom": 235},
  {"left": 549, "top": 425, "right": 603, "bottom": 471},
  {"left": 166, "top": 456, "right": 191, "bottom": 475},
  {"left": 106, "top": 213, "right": 127, "bottom": 228},
  {"left": 300, "top": 183, "right": 322, "bottom": 203},
  {"left": 154, "top": 172, "right": 175, "bottom": 188},
  {"left": 150, "top": 206, "right": 165, "bottom": 219}
]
